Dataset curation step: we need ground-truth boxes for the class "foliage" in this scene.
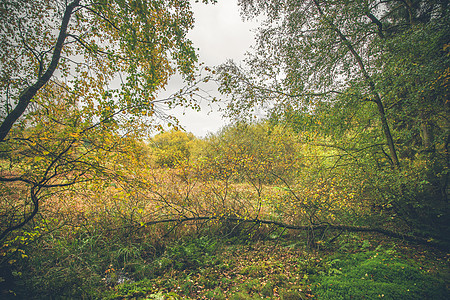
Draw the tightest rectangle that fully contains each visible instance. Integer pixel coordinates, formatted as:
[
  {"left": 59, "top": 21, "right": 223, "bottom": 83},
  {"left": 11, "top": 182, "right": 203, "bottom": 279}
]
[
  {"left": 101, "top": 237, "right": 448, "bottom": 300},
  {"left": 150, "top": 130, "right": 196, "bottom": 168},
  {"left": 1, "top": 0, "right": 449, "bottom": 298},
  {"left": 9, "top": 220, "right": 167, "bottom": 299},
  {"left": 197, "top": 122, "right": 299, "bottom": 184},
  {"left": 2, "top": 169, "right": 448, "bottom": 299},
  {"left": 0, "top": 0, "right": 205, "bottom": 141},
  {"left": 155, "top": 236, "right": 218, "bottom": 271}
]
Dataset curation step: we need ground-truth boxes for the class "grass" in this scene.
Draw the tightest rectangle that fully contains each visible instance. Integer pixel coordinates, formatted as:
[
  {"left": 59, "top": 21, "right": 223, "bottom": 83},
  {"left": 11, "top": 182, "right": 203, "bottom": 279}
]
[
  {"left": 1, "top": 209, "right": 449, "bottom": 299},
  {"left": 312, "top": 249, "right": 448, "bottom": 299}
]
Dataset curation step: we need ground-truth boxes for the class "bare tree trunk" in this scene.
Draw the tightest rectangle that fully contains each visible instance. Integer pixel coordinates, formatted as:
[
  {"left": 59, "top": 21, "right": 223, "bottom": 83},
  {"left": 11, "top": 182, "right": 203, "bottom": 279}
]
[{"left": 132, "top": 216, "right": 448, "bottom": 250}]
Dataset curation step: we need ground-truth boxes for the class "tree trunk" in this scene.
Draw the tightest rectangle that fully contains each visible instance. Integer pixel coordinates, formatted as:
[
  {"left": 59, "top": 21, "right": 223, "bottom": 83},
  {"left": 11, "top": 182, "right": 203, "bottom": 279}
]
[
  {"left": 312, "top": 0, "right": 400, "bottom": 168},
  {"left": 0, "top": 0, "right": 80, "bottom": 143},
  {"left": 134, "top": 216, "right": 449, "bottom": 250}
]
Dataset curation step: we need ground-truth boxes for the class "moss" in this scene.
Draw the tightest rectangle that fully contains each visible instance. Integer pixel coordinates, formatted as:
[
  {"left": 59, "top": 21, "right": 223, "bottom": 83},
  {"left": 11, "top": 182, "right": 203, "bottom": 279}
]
[{"left": 312, "top": 250, "right": 448, "bottom": 300}]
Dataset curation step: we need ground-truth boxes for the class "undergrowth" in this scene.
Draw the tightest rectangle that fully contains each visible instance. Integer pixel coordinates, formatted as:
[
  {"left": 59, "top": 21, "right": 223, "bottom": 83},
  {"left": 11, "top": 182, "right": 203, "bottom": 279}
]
[{"left": 2, "top": 228, "right": 449, "bottom": 299}]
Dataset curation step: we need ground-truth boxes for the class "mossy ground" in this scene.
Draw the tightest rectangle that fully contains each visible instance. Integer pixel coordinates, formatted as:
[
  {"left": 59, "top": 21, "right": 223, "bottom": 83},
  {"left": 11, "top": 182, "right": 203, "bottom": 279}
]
[{"left": 99, "top": 234, "right": 449, "bottom": 300}]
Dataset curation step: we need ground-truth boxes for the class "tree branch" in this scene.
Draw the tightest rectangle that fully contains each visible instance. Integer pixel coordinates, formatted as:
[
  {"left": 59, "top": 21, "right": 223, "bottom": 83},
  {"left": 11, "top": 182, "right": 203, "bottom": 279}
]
[
  {"left": 366, "top": 12, "right": 385, "bottom": 38},
  {"left": 312, "top": 0, "right": 400, "bottom": 169},
  {"left": 0, "top": 0, "right": 80, "bottom": 143},
  {"left": 0, "top": 186, "right": 41, "bottom": 241}
]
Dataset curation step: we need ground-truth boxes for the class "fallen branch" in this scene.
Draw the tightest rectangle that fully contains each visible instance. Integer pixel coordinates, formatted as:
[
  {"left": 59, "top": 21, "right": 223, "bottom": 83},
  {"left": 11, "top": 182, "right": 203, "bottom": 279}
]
[{"left": 137, "top": 216, "right": 448, "bottom": 251}]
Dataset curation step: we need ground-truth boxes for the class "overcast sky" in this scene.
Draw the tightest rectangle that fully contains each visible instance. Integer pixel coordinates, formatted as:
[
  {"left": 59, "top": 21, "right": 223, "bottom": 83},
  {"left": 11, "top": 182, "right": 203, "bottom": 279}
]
[{"left": 161, "top": 0, "right": 260, "bottom": 137}]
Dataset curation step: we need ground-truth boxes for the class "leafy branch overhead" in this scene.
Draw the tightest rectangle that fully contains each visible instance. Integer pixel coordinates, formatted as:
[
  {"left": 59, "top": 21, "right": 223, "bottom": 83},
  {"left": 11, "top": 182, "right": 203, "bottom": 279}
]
[{"left": 0, "top": 0, "right": 201, "bottom": 142}]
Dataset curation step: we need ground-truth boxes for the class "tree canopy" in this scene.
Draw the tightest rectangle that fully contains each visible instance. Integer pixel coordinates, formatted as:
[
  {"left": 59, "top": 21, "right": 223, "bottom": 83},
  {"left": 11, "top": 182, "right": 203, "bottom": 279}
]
[
  {"left": 0, "top": 0, "right": 204, "bottom": 142},
  {"left": 1, "top": 1, "right": 450, "bottom": 298},
  {"left": 220, "top": 0, "right": 449, "bottom": 168}
]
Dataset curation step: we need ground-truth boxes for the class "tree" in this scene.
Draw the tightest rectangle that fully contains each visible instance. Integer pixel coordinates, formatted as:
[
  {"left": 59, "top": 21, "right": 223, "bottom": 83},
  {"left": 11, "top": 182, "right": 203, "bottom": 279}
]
[
  {"left": 0, "top": 0, "right": 212, "bottom": 243},
  {"left": 0, "top": 0, "right": 205, "bottom": 142},
  {"left": 217, "top": 0, "right": 449, "bottom": 236},
  {"left": 150, "top": 130, "right": 196, "bottom": 168},
  {"left": 219, "top": 0, "right": 448, "bottom": 168}
]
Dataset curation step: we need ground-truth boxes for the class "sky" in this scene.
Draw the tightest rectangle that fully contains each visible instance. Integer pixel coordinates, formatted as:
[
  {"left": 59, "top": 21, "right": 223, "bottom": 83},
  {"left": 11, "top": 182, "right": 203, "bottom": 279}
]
[{"left": 160, "top": 0, "right": 260, "bottom": 137}]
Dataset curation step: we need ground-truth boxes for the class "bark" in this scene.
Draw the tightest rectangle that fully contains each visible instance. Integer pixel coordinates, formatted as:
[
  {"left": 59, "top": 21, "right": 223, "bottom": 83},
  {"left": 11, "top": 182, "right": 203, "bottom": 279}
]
[
  {"left": 0, "top": 0, "right": 80, "bottom": 143},
  {"left": 366, "top": 12, "right": 384, "bottom": 38}
]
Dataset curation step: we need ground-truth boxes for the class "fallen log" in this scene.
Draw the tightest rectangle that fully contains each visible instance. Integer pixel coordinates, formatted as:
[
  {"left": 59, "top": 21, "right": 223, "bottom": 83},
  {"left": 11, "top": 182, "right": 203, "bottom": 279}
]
[{"left": 136, "top": 216, "right": 448, "bottom": 251}]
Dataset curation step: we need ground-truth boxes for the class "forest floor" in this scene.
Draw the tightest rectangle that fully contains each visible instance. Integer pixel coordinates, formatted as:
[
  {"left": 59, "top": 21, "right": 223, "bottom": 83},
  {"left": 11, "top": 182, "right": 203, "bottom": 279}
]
[{"left": 101, "top": 232, "right": 449, "bottom": 300}]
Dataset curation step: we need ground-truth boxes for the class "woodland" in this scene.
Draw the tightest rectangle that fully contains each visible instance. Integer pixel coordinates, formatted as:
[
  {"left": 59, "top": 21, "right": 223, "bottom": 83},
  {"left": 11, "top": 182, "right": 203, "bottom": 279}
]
[{"left": 0, "top": 0, "right": 449, "bottom": 299}]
